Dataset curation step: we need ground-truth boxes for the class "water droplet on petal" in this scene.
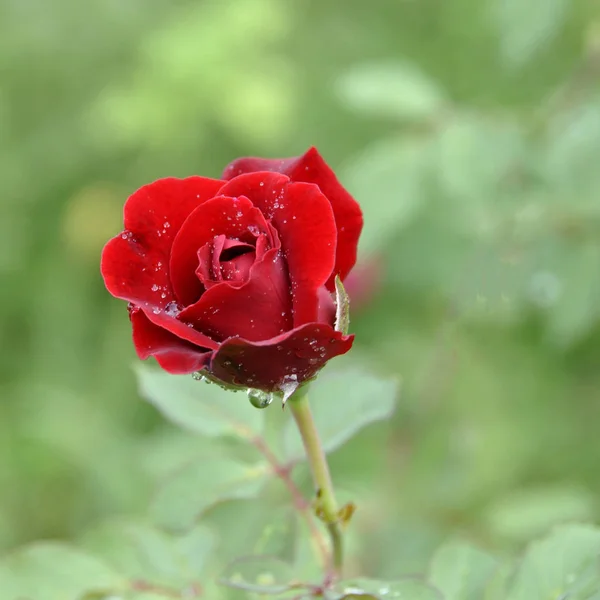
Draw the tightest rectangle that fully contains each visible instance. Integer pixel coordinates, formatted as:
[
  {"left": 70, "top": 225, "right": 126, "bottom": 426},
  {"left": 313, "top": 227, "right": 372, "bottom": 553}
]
[
  {"left": 151, "top": 284, "right": 160, "bottom": 292},
  {"left": 248, "top": 388, "right": 273, "bottom": 409},
  {"left": 164, "top": 301, "right": 181, "bottom": 317},
  {"left": 192, "top": 372, "right": 207, "bottom": 382}
]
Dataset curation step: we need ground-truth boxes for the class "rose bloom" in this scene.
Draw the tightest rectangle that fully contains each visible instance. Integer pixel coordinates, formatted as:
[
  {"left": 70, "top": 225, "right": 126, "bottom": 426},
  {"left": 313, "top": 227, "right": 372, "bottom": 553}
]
[{"left": 101, "top": 148, "right": 362, "bottom": 393}]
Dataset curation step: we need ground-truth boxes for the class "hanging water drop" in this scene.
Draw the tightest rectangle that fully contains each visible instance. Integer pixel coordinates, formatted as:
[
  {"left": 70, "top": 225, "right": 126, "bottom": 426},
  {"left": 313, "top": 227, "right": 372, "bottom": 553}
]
[{"left": 247, "top": 388, "right": 273, "bottom": 409}]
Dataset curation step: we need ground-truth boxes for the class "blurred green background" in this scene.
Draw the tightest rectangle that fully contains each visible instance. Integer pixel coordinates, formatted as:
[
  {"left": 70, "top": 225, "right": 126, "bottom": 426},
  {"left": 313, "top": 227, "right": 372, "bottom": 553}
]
[{"left": 1, "top": 0, "right": 600, "bottom": 576}]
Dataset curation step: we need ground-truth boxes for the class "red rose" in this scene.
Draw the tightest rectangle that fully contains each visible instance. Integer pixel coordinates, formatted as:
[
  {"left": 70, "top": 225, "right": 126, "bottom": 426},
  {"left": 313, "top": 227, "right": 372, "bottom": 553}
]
[{"left": 101, "top": 147, "right": 363, "bottom": 392}]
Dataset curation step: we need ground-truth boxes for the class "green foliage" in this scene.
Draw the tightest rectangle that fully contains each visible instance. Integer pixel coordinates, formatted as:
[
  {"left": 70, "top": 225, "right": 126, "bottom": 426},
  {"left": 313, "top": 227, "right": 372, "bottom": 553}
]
[
  {"left": 80, "top": 519, "right": 214, "bottom": 587},
  {"left": 334, "top": 579, "right": 442, "bottom": 599},
  {"left": 336, "top": 61, "right": 447, "bottom": 122},
  {"left": 3, "top": 0, "right": 600, "bottom": 597},
  {"left": 151, "top": 457, "right": 270, "bottom": 531},
  {"left": 0, "top": 542, "right": 124, "bottom": 600},
  {"left": 283, "top": 370, "right": 398, "bottom": 461},
  {"left": 135, "top": 365, "right": 264, "bottom": 439},
  {"left": 219, "top": 555, "right": 295, "bottom": 595},
  {"left": 428, "top": 541, "right": 498, "bottom": 600},
  {"left": 507, "top": 524, "right": 600, "bottom": 600}
]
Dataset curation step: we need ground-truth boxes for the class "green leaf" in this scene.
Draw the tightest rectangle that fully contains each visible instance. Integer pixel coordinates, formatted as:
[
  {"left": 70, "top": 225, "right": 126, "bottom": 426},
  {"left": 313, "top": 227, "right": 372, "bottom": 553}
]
[
  {"left": 284, "top": 369, "right": 398, "bottom": 460},
  {"left": 135, "top": 364, "right": 264, "bottom": 439},
  {"left": 334, "top": 275, "right": 350, "bottom": 335},
  {"left": 203, "top": 499, "right": 298, "bottom": 565},
  {"left": 335, "top": 578, "right": 442, "bottom": 599},
  {"left": 544, "top": 243, "right": 600, "bottom": 347},
  {"left": 544, "top": 103, "right": 600, "bottom": 201},
  {"left": 336, "top": 61, "right": 446, "bottom": 121},
  {"left": 434, "top": 114, "right": 526, "bottom": 229},
  {"left": 219, "top": 555, "right": 296, "bottom": 594},
  {"left": 507, "top": 524, "right": 600, "bottom": 600},
  {"left": 483, "top": 485, "right": 596, "bottom": 543},
  {"left": 0, "top": 542, "right": 124, "bottom": 600},
  {"left": 492, "top": 0, "right": 569, "bottom": 68},
  {"left": 428, "top": 540, "right": 498, "bottom": 600},
  {"left": 343, "top": 137, "right": 431, "bottom": 256},
  {"left": 484, "top": 562, "right": 516, "bottom": 600},
  {"left": 151, "top": 456, "right": 270, "bottom": 531},
  {"left": 80, "top": 518, "right": 213, "bottom": 590}
]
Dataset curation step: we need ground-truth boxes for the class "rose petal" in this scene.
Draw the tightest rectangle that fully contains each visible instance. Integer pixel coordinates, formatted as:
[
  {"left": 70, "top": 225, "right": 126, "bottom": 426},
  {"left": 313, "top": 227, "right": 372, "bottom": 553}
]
[
  {"left": 196, "top": 236, "right": 255, "bottom": 289},
  {"left": 209, "top": 323, "right": 354, "bottom": 391},
  {"left": 101, "top": 176, "right": 223, "bottom": 309},
  {"left": 143, "top": 306, "right": 219, "bottom": 350},
  {"left": 217, "top": 173, "right": 337, "bottom": 327},
  {"left": 196, "top": 239, "right": 217, "bottom": 287},
  {"left": 317, "top": 286, "right": 336, "bottom": 325},
  {"left": 222, "top": 147, "right": 363, "bottom": 288},
  {"left": 170, "top": 195, "right": 272, "bottom": 306},
  {"left": 130, "top": 307, "right": 212, "bottom": 374},
  {"left": 101, "top": 234, "right": 173, "bottom": 311},
  {"left": 179, "top": 247, "right": 292, "bottom": 342},
  {"left": 220, "top": 251, "right": 255, "bottom": 283}
]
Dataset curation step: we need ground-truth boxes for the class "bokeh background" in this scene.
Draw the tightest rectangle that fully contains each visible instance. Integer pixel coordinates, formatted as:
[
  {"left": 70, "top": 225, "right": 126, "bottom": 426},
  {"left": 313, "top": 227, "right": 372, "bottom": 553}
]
[{"left": 1, "top": 0, "right": 600, "bottom": 577}]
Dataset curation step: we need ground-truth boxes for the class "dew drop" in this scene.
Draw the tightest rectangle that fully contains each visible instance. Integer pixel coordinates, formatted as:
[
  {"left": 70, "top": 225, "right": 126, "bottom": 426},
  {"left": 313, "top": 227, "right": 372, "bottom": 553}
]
[
  {"left": 164, "top": 301, "right": 181, "bottom": 317},
  {"left": 151, "top": 284, "right": 160, "bottom": 292},
  {"left": 247, "top": 388, "right": 273, "bottom": 409},
  {"left": 192, "top": 372, "right": 207, "bottom": 382},
  {"left": 163, "top": 221, "right": 170, "bottom": 228}
]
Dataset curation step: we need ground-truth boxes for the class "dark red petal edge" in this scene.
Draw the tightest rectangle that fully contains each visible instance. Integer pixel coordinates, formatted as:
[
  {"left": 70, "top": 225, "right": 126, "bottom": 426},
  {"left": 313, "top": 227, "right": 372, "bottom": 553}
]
[{"left": 209, "top": 322, "right": 354, "bottom": 392}]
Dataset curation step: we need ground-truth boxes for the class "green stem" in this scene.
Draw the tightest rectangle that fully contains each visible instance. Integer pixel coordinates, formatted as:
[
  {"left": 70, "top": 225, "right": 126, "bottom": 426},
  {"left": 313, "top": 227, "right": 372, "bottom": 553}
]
[{"left": 288, "top": 390, "right": 344, "bottom": 577}]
